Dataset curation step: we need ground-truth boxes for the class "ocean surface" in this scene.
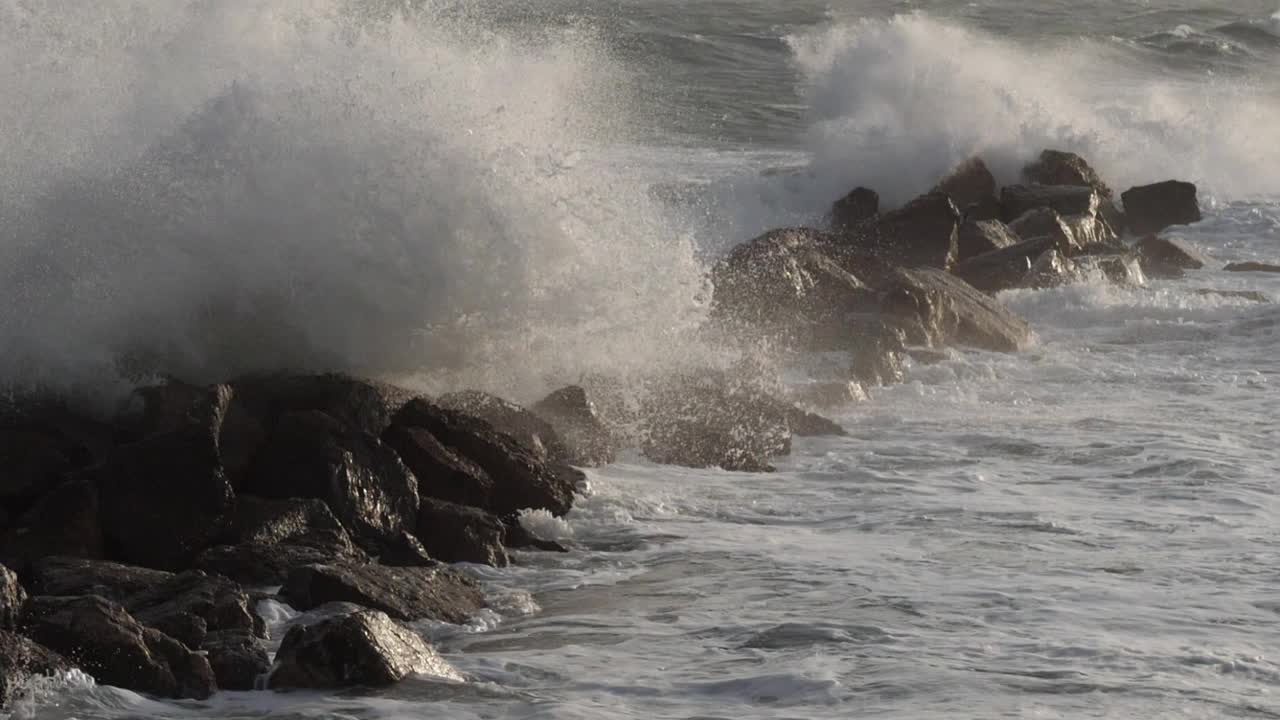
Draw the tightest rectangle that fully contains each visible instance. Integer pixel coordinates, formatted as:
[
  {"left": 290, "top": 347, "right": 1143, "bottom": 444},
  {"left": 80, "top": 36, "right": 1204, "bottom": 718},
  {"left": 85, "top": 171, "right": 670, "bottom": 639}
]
[{"left": 3, "top": 1, "right": 1280, "bottom": 718}]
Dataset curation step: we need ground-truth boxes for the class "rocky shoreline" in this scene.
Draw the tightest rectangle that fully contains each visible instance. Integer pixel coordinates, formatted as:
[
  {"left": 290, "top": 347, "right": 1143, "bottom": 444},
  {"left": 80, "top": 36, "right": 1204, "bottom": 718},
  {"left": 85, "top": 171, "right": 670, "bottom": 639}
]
[{"left": 0, "top": 149, "right": 1262, "bottom": 706}]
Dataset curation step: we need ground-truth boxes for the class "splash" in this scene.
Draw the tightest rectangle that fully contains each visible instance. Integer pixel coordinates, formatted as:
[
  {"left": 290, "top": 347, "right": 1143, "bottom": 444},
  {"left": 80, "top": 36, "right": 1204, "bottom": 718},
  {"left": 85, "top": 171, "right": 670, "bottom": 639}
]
[
  {"left": 0, "top": 0, "right": 711, "bottom": 402},
  {"left": 701, "top": 13, "right": 1280, "bottom": 242}
]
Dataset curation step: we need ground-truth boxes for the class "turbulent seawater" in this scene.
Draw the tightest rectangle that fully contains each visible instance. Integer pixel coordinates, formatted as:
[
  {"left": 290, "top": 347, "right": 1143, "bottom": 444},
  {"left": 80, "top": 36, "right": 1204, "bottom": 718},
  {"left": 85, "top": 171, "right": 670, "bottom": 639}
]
[{"left": 3, "top": 1, "right": 1280, "bottom": 718}]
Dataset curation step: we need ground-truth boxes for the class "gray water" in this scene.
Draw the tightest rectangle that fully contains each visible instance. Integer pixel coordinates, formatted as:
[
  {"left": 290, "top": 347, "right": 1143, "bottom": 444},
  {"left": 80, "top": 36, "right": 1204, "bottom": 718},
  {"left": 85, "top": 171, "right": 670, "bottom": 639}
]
[{"left": 3, "top": 2, "right": 1280, "bottom": 718}]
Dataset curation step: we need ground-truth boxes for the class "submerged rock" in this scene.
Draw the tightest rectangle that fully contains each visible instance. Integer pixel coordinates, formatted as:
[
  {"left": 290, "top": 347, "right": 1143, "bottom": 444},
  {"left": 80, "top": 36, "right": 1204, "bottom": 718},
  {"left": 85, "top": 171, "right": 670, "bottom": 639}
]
[
  {"left": 417, "top": 498, "right": 509, "bottom": 567},
  {"left": 881, "top": 268, "right": 1035, "bottom": 352},
  {"left": 1121, "top": 181, "right": 1201, "bottom": 235},
  {"left": 21, "top": 595, "right": 216, "bottom": 699},
  {"left": 1224, "top": 261, "right": 1280, "bottom": 274},
  {"left": 1194, "top": 288, "right": 1270, "bottom": 303},
  {"left": 0, "top": 631, "right": 69, "bottom": 707},
  {"left": 531, "top": 386, "right": 617, "bottom": 467},
  {"left": 390, "top": 399, "right": 581, "bottom": 518},
  {"left": 244, "top": 410, "right": 419, "bottom": 555},
  {"left": 280, "top": 561, "right": 484, "bottom": 624},
  {"left": 268, "top": 605, "right": 461, "bottom": 689},
  {"left": 1135, "top": 235, "right": 1208, "bottom": 278}
]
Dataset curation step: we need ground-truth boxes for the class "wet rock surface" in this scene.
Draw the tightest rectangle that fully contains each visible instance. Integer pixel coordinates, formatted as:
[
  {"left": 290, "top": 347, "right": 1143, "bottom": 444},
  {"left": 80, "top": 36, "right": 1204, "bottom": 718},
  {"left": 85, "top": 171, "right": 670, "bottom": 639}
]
[
  {"left": 531, "top": 386, "right": 617, "bottom": 467},
  {"left": 280, "top": 561, "right": 485, "bottom": 624},
  {"left": 0, "top": 564, "right": 26, "bottom": 630},
  {"left": 1121, "top": 180, "right": 1201, "bottom": 235},
  {"left": 417, "top": 498, "right": 510, "bottom": 567},
  {"left": 881, "top": 268, "right": 1035, "bottom": 352},
  {"left": 0, "top": 631, "right": 69, "bottom": 707},
  {"left": 268, "top": 605, "right": 461, "bottom": 689}
]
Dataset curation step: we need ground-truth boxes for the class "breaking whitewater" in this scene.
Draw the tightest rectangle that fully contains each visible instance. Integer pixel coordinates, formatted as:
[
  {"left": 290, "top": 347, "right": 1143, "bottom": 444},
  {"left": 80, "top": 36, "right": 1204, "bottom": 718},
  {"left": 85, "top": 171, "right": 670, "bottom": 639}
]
[{"left": 1, "top": 2, "right": 1279, "bottom": 719}]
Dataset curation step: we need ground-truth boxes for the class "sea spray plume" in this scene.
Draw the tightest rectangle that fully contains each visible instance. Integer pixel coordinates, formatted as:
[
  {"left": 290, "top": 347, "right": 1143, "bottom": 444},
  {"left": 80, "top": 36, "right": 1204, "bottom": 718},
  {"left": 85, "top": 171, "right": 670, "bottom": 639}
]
[
  {"left": 698, "top": 13, "right": 1280, "bottom": 244},
  {"left": 0, "top": 0, "right": 711, "bottom": 401}
]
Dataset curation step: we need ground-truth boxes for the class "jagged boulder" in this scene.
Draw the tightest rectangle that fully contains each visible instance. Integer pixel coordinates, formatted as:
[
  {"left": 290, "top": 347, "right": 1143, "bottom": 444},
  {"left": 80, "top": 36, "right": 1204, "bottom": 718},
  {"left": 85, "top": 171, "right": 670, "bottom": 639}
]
[
  {"left": 221, "top": 496, "right": 354, "bottom": 548},
  {"left": 1023, "top": 150, "right": 1112, "bottom": 197},
  {"left": 1079, "top": 255, "right": 1147, "bottom": 288},
  {"left": 280, "top": 561, "right": 484, "bottom": 624},
  {"left": 531, "top": 386, "right": 617, "bottom": 467},
  {"left": 1, "top": 479, "right": 104, "bottom": 571},
  {"left": 381, "top": 425, "right": 495, "bottom": 509},
  {"left": 710, "top": 227, "right": 874, "bottom": 334},
  {"left": 1001, "top": 184, "right": 1100, "bottom": 223},
  {"left": 846, "top": 317, "right": 908, "bottom": 387},
  {"left": 880, "top": 268, "right": 1035, "bottom": 352},
  {"left": 1134, "top": 236, "right": 1208, "bottom": 278},
  {"left": 1023, "top": 249, "right": 1084, "bottom": 289},
  {"left": 957, "top": 219, "right": 1021, "bottom": 262},
  {"left": 124, "top": 571, "right": 265, "bottom": 650},
  {"left": 204, "top": 630, "right": 271, "bottom": 691},
  {"left": 0, "top": 631, "right": 69, "bottom": 707},
  {"left": 933, "top": 157, "right": 997, "bottom": 209},
  {"left": 1121, "top": 181, "right": 1201, "bottom": 235},
  {"left": 417, "top": 498, "right": 509, "bottom": 567},
  {"left": 875, "top": 192, "right": 962, "bottom": 270},
  {"left": 244, "top": 410, "right": 419, "bottom": 554},
  {"left": 830, "top": 187, "right": 879, "bottom": 230},
  {"left": 438, "top": 391, "right": 570, "bottom": 465},
  {"left": 229, "top": 373, "right": 418, "bottom": 439},
  {"left": 21, "top": 595, "right": 216, "bottom": 699},
  {"left": 0, "top": 564, "right": 25, "bottom": 630},
  {"left": 86, "top": 425, "right": 235, "bottom": 570},
  {"left": 953, "top": 235, "right": 1064, "bottom": 293},
  {"left": 268, "top": 605, "right": 461, "bottom": 689},
  {"left": 28, "top": 557, "right": 170, "bottom": 603},
  {"left": 196, "top": 539, "right": 368, "bottom": 587},
  {"left": 390, "top": 399, "right": 581, "bottom": 518}
]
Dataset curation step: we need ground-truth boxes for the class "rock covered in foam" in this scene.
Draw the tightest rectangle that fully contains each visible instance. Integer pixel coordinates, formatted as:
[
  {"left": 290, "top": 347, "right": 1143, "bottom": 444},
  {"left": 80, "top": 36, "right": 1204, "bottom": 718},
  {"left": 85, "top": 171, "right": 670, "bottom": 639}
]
[
  {"left": 268, "top": 605, "right": 461, "bottom": 689},
  {"left": 1121, "top": 180, "right": 1201, "bottom": 235},
  {"left": 531, "top": 386, "right": 617, "bottom": 467},
  {"left": 0, "top": 631, "right": 69, "bottom": 707}
]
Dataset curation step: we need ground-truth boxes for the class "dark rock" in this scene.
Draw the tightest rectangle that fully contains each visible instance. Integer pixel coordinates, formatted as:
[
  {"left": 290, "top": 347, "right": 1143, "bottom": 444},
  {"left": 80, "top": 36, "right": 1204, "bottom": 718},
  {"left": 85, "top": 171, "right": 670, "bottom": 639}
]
[
  {"left": 1007, "top": 207, "right": 1080, "bottom": 254},
  {"left": 88, "top": 425, "right": 235, "bottom": 570},
  {"left": 503, "top": 519, "right": 570, "bottom": 553},
  {"left": 1195, "top": 289, "right": 1271, "bottom": 303},
  {"left": 377, "top": 531, "right": 436, "bottom": 568},
  {"left": 1, "top": 480, "right": 103, "bottom": 571},
  {"left": 710, "top": 227, "right": 874, "bottom": 333},
  {"left": 1023, "top": 249, "right": 1083, "bottom": 289},
  {"left": 933, "top": 157, "right": 997, "bottom": 209},
  {"left": 244, "top": 410, "right": 419, "bottom": 555},
  {"left": 789, "top": 381, "right": 869, "bottom": 409},
  {"left": 125, "top": 570, "right": 265, "bottom": 650},
  {"left": 0, "top": 564, "right": 25, "bottom": 630},
  {"left": 907, "top": 348, "right": 952, "bottom": 365},
  {"left": 1121, "top": 180, "right": 1201, "bottom": 235},
  {"left": 1224, "top": 261, "right": 1280, "bottom": 274},
  {"left": 640, "top": 373, "right": 792, "bottom": 473},
  {"left": 830, "top": 187, "right": 879, "bottom": 230},
  {"left": 437, "top": 391, "right": 570, "bottom": 464},
  {"left": 1001, "top": 184, "right": 1100, "bottom": 223},
  {"left": 957, "top": 219, "right": 1021, "bottom": 263},
  {"left": 953, "top": 235, "right": 1064, "bottom": 293},
  {"left": 280, "top": 562, "right": 484, "bottom": 624},
  {"left": 230, "top": 373, "right": 418, "bottom": 439},
  {"left": 1079, "top": 254, "right": 1147, "bottom": 288},
  {"left": 222, "top": 496, "right": 353, "bottom": 548},
  {"left": 203, "top": 630, "right": 271, "bottom": 691},
  {"left": 196, "top": 540, "right": 367, "bottom": 588},
  {"left": 876, "top": 192, "right": 962, "bottom": 270},
  {"left": 0, "top": 430, "right": 73, "bottom": 510},
  {"left": 381, "top": 425, "right": 495, "bottom": 509},
  {"left": 1023, "top": 150, "right": 1112, "bottom": 198},
  {"left": 786, "top": 407, "right": 846, "bottom": 437},
  {"left": 417, "top": 499, "right": 509, "bottom": 567},
  {"left": 1063, "top": 211, "right": 1124, "bottom": 255},
  {"left": 880, "top": 268, "right": 1035, "bottom": 352},
  {"left": 21, "top": 595, "right": 216, "bottom": 699},
  {"left": 531, "top": 386, "right": 617, "bottom": 467},
  {"left": 1135, "top": 235, "right": 1208, "bottom": 278},
  {"left": 268, "top": 605, "right": 460, "bottom": 689},
  {"left": 390, "top": 400, "right": 581, "bottom": 518},
  {"left": 29, "top": 557, "right": 171, "bottom": 603},
  {"left": 963, "top": 196, "right": 1003, "bottom": 223},
  {"left": 0, "top": 631, "right": 69, "bottom": 707}
]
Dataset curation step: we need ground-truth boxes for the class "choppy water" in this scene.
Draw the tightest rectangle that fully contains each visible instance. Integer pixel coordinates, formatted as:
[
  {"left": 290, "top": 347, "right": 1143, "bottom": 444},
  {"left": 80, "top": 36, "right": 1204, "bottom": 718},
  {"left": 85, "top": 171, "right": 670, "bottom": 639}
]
[{"left": 3, "top": 1, "right": 1280, "bottom": 719}]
